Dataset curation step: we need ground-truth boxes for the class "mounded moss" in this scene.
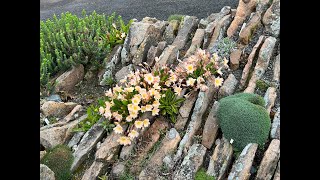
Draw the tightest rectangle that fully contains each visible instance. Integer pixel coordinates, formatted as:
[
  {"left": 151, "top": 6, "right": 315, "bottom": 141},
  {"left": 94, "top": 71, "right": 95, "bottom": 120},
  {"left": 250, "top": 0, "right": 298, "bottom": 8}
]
[
  {"left": 168, "top": 14, "right": 184, "bottom": 22},
  {"left": 41, "top": 145, "right": 74, "bottom": 180},
  {"left": 195, "top": 168, "right": 215, "bottom": 180},
  {"left": 217, "top": 93, "right": 271, "bottom": 150}
]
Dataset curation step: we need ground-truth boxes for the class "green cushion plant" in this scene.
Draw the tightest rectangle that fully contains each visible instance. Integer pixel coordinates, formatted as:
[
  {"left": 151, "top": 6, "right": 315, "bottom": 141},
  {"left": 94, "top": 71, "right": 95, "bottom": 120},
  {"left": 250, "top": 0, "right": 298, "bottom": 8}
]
[
  {"left": 217, "top": 93, "right": 271, "bottom": 150},
  {"left": 195, "top": 168, "right": 215, "bottom": 180},
  {"left": 40, "top": 145, "right": 74, "bottom": 180}
]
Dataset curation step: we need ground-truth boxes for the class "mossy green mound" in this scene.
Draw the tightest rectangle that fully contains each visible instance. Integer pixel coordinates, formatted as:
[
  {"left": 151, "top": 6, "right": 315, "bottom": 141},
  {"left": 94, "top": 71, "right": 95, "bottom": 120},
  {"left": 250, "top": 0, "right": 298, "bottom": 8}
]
[{"left": 217, "top": 93, "right": 271, "bottom": 150}]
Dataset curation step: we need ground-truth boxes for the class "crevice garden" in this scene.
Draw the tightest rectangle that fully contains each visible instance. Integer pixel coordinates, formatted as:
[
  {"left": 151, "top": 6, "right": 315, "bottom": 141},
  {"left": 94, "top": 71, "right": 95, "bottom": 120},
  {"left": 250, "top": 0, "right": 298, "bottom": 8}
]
[{"left": 40, "top": 0, "right": 280, "bottom": 179}]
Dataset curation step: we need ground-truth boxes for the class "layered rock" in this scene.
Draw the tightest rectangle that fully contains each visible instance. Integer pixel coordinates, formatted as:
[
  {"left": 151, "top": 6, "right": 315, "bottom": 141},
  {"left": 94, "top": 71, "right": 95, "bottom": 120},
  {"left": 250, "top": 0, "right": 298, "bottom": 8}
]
[
  {"left": 262, "top": 0, "right": 280, "bottom": 37},
  {"left": 172, "top": 16, "right": 199, "bottom": 50},
  {"left": 270, "top": 107, "right": 280, "bottom": 139},
  {"left": 202, "top": 101, "right": 220, "bottom": 149},
  {"left": 55, "top": 64, "right": 84, "bottom": 93}
]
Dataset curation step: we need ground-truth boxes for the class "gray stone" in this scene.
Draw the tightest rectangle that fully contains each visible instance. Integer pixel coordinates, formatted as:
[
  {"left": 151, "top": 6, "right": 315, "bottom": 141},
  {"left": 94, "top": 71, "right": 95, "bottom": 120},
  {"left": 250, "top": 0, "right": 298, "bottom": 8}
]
[
  {"left": 111, "top": 162, "right": 126, "bottom": 178},
  {"left": 174, "top": 90, "right": 199, "bottom": 131},
  {"left": 164, "top": 20, "right": 180, "bottom": 45},
  {"left": 228, "top": 143, "right": 258, "bottom": 180},
  {"left": 255, "top": 139, "right": 280, "bottom": 180},
  {"left": 40, "top": 151, "right": 46, "bottom": 160},
  {"left": 172, "top": 16, "right": 199, "bottom": 50},
  {"left": 55, "top": 64, "right": 84, "bottom": 93},
  {"left": 239, "top": 12, "right": 262, "bottom": 45},
  {"left": 219, "top": 74, "right": 238, "bottom": 99},
  {"left": 64, "top": 104, "right": 83, "bottom": 122},
  {"left": 273, "top": 161, "right": 280, "bottom": 180},
  {"left": 263, "top": 0, "right": 280, "bottom": 37},
  {"left": 208, "top": 14, "right": 232, "bottom": 50},
  {"left": 45, "top": 94, "right": 62, "bottom": 102},
  {"left": 184, "top": 29, "right": 205, "bottom": 58},
  {"left": 154, "top": 45, "right": 179, "bottom": 68},
  {"left": 203, "top": 6, "right": 231, "bottom": 48},
  {"left": 40, "top": 115, "right": 87, "bottom": 149},
  {"left": 41, "top": 101, "right": 77, "bottom": 118},
  {"left": 240, "top": 35, "right": 265, "bottom": 88},
  {"left": 67, "top": 131, "right": 85, "bottom": 148},
  {"left": 264, "top": 87, "right": 277, "bottom": 114},
  {"left": 70, "top": 117, "right": 106, "bottom": 172},
  {"left": 40, "top": 164, "right": 55, "bottom": 180},
  {"left": 270, "top": 107, "right": 280, "bottom": 139},
  {"left": 273, "top": 54, "right": 280, "bottom": 84},
  {"left": 99, "top": 45, "right": 123, "bottom": 86},
  {"left": 173, "top": 80, "right": 216, "bottom": 164},
  {"left": 245, "top": 37, "right": 277, "bottom": 93},
  {"left": 115, "top": 64, "right": 134, "bottom": 82},
  {"left": 202, "top": 101, "right": 220, "bottom": 149},
  {"left": 173, "top": 144, "right": 207, "bottom": 180},
  {"left": 139, "top": 128, "right": 181, "bottom": 179},
  {"left": 207, "top": 137, "right": 233, "bottom": 180},
  {"left": 199, "top": 19, "right": 208, "bottom": 29},
  {"left": 81, "top": 161, "right": 105, "bottom": 180},
  {"left": 146, "top": 41, "right": 167, "bottom": 67}
]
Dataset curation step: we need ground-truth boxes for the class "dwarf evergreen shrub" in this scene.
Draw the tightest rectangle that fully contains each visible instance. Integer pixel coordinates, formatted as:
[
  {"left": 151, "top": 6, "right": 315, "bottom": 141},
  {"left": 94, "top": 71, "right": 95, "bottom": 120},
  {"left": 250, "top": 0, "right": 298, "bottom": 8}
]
[
  {"left": 40, "top": 10, "right": 132, "bottom": 87},
  {"left": 40, "top": 145, "right": 74, "bottom": 180},
  {"left": 217, "top": 93, "right": 271, "bottom": 150}
]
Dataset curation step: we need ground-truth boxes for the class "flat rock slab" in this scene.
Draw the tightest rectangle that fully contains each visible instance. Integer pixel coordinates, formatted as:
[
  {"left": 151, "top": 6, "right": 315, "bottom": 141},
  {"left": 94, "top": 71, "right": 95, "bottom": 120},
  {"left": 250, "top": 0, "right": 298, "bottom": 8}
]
[
  {"left": 139, "top": 128, "right": 181, "bottom": 179},
  {"left": 218, "top": 74, "right": 238, "bottom": 99},
  {"left": 81, "top": 161, "right": 105, "bottom": 180},
  {"left": 255, "top": 139, "right": 280, "bottom": 180},
  {"left": 228, "top": 143, "right": 258, "bottom": 180},
  {"left": 273, "top": 54, "right": 280, "bottom": 84},
  {"left": 41, "top": 101, "right": 77, "bottom": 118},
  {"left": 202, "top": 101, "right": 220, "bottom": 149},
  {"left": 264, "top": 87, "right": 277, "bottom": 114},
  {"left": 262, "top": 0, "right": 280, "bottom": 37},
  {"left": 40, "top": 164, "right": 55, "bottom": 180},
  {"left": 174, "top": 90, "right": 199, "bottom": 131},
  {"left": 240, "top": 35, "right": 265, "bottom": 88},
  {"left": 230, "top": 49, "right": 242, "bottom": 70},
  {"left": 154, "top": 45, "right": 179, "bottom": 68},
  {"left": 239, "top": 12, "right": 262, "bottom": 45},
  {"left": 40, "top": 114, "right": 87, "bottom": 149},
  {"left": 172, "top": 16, "right": 199, "bottom": 50},
  {"left": 270, "top": 107, "right": 280, "bottom": 139},
  {"left": 208, "top": 14, "right": 232, "bottom": 50},
  {"left": 245, "top": 36, "right": 277, "bottom": 93},
  {"left": 70, "top": 117, "right": 106, "bottom": 172},
  {"left": 164, "top": 20, "right": 180, "bottom": 45},
  {"left": 173, "top": 144, "right": 207, "bottom": 180},
  {"left": 146, "top": 41, "right": 167, "bottom": 67},
  {"left": 68, "top": 131, "right": 85, "bottom": 148},
  {"left": 115, "top": 64, "right": 134, "bottom": 82},
  {"left": 207, "top": 137, "right": 233, "bottom": 180},
  {"left": 273, "top": 160, "right": 280, "bottom": 180},
  {"left": 184, "top": 28, "right": 205, "bottom": 58},
  {"left": 55, "top": 64, "right": 84, "bottom": 93},
  {"left": 64, "top": 104, "right": 83, "bottom": 122}
]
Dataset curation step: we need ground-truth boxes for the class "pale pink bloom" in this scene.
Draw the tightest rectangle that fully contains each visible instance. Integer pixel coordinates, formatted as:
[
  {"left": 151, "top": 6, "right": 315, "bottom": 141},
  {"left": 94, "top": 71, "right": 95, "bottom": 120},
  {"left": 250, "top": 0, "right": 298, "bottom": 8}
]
[
  {"left": 145, "top": 105, "right": 153, "bottom": 111},
  {"left": 174, "top": 86, "right": 182, "bottom": 96},
  {"left": 214, "top": 77, "right": 224, "bottom": 87},
  {"left": 105, "top": 88, "right": 113, "bottom": 98},
  {"left": 144, "top": 73, "right": 154, "bottom": 85},
  {"left": 200, "top": 84, "right": 209, "bottom": 91},
  {"left": 117, "top": 136, "right": 131, "bottom": 145},
  {"left": 135, "top": 120, "right": 144, "bottom": 129},
  {"left": 126, "top": 115, "right": 133, "bottom": 122},
  {"left": 152, "top": 108, "right": 160, "bottom": 116},
  {"left": 143, "top": 119, "right": 150, "bottom": 127},
  {"left": 99, "top": 107, "right": 104, "bottom": 115},
  {"left": 186, "top": 78, "right": 196, "bottom": 87},
  {"left": 128, "top": 130, "right": 139, "bottom": 139},
  {"left": 113, "top": 124, "right": 123, "bottom": 134}
]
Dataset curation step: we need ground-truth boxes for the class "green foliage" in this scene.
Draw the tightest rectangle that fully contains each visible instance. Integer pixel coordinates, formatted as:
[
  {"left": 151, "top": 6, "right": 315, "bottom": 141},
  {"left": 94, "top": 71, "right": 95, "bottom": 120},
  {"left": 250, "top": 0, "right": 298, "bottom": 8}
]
[
  {"left": 159, "top": 89, "right": 185, "bottom": 123},
  {"left": 256, "top": 79, "right": 270, "bottom": 91},
  {"left": 217, "top": 93, "right": 271, "bottom": 150},
  {"left": 215, "top": 37, "right": 236, "bottom": 58},
  {"left": 73, "top": 104, "right": 102, "bottom": 132},
  {"left": 41, "top": 145, "right": 73, "bottom": 180},
  {"left": 40, "top": 10, "right": 132, "bottom": 87},
  {"left": 119, "top": 171, "right": 135, "bottom": 180},
  {"left": 104, "top": 77, "right": 115, "bottom": 86},
  {"left": 168, "top": 14, "right": 184, "bottom": 22},
  {"left": 195, "top": 168, "right": 215, "bottom": 180}
]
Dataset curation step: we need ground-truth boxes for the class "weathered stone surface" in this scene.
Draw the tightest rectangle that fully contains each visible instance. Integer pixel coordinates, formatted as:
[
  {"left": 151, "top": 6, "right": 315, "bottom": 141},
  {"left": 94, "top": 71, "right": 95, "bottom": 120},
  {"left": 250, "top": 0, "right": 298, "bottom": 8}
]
[
  {"left": 218, "top": 74, "right": 238, "bottom": 99},
  {"left": 115, "top": 64, "right": 134, "bottom": 82},
  {"left": 207, "top": 137, "right": 233, "bottom": 180},
  {"left": 55, "top": 64, "right": 84, "bottom": 93},
  {"left": 202, "top": 101, "right": 220, "bottom": 149},
  {"left": 70, "top": 117, "right": 106, "bottom": 172},
  {"left": 40, "top": 115, "right": 87, "bottom": 149},
  {"left": 99, "top": 45, "right": 122, "bottom": 86},
  {"left": 175, "top": 90, "right": 199, "bottom": 131},
  {"left": 208, "top": 14, "right": 232, "bottom": 50},
  {"left": 40, "top": 151, "right": 46, "bottom": 160},
  {"left": 121, "top": 28, "right": 131, "bottom": 65},
  {"left": 154, "top": 45, "right": 179, "bottom": 68},
  {"left": 81, "top": 161, "right": 105, "bottom": 180},
  {"left": 273, "top": 161, "right": 280, "bottom": 180},
  {"left": 184, "top": 29, "right": 205, "bottom": 58},
  {"left": 139, "top": 128, "right": 181, "bottom": 179},
  {"left": 203, "top": 6, "right": 231, "bottom": 48},
  {"left": 173, "top": 144, "right": 207, "bottom": 180},
  {"left": 270, "top": 107, "right": 280, "bottom": 139},
  {"left": 227, "top": 0, "right": 258, "bottom": 37},
  {"left": 240, "top": 35, "right": 265, "bottom": 88},
  {"left": 255, "top": 139, "right": 280, "bottom": 180},
  {"left": 119, "top": 112, "right": 153, "bottom": 160},
  {"left": 230, "top": 49, "right": 242, "bottom": 70},
  {"left": 111, "top": 162, "right": 126, "bottom": 178},
  {"left": 45, "top": 94, "right": 62, "bottom": 102},
  {"left": 199, "top": 19, "right": 208, "bottom": 29},
  {"left": 164, "top": 20, "right": 180, "bottom": 45},
  {"left": 130, "top": 118, "right": 169, "bottom": 174},
  {"left": 273, "top": 54, "right": 280, "bottom": 84},
  {"left": 244, "top": 37, "right": 277, "bottom": 93},
  {"left": 228, "top": 143, "right": 258, "bottom": 180},
  {"left": 174, "top": 81, "right": 216, "bottom": 163},
  {"left": 172, "top": 16, "right": 199, "bottom": 50},
  {"left": 64, "top": 105, "right": 82, "bottom": 122},
  {"left": 263, "top": 0, "right": 280, "bottom": 37},
  {"left": 264, "top": 87, "right": 277, "bottom": 114},
  {"left": 41, "top": 101, "right": 77, "bottom": 118},
  {"left": 146, "top": 41, "right": 167, "bottom": 67},
  {"left": 40, "top": 164, "right": 55, "bottom": 180},
  {"left": 68, "top": 131, "right": 85, "bottom": 148},
  {"left": 239, "top": 12, "right": 262, "bottom": 45}
]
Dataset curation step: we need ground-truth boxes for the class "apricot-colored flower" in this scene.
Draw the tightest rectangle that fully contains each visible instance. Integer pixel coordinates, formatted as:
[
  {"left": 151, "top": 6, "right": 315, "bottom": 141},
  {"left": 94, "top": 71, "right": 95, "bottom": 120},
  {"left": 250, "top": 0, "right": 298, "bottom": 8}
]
[
  {"left": 135, "top": 120, "right": 144, "bottom": 129},
  {"left": 128, "top": 130, "right": 139, "bottom": 139},
  {"left": 113, "top": 124, "right": 123, "bottom": 134},
  {"left": 214, "top": 77, "right": 224, "bottom": 87},
  {"left": 143, "top": 119, "right": 150, "bottom": 127},
  {"left": 186, "top": 78, "right": 196, "bottom": 87},
  {"left": 144, "top": 73, "right": 154, "bottom": 85},
  {"left": 117, "top": 136, "right": 131, "bottom": 145},
  {"left": 174, "top": 86, "right": 182, "bottom": 96}
]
